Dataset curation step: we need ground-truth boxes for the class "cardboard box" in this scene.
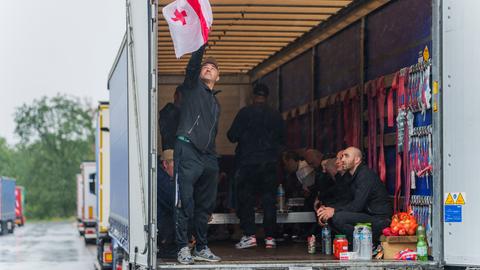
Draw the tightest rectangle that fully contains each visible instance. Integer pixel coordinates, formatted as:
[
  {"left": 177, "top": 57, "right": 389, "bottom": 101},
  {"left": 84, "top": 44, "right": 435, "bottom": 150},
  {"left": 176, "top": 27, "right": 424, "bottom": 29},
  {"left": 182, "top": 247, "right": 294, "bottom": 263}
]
[{"left": 380, "top": 236, "right": 418, "bottom": 260}]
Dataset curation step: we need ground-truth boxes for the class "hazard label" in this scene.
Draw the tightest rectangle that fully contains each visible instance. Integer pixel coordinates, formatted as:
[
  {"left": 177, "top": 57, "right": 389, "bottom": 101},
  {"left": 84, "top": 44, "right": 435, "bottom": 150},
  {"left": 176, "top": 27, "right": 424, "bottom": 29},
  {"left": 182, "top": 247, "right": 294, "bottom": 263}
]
[
  {"left": 445, "top": 193, "right": 455, "bottom": 205},
  {"left": 445, "top": 192, "right": 466, "bottom": 205}
]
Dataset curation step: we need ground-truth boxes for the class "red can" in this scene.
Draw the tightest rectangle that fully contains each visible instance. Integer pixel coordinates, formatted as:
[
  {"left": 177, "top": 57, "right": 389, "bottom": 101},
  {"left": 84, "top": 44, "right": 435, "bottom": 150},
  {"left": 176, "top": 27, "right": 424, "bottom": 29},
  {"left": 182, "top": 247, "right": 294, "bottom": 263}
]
[{"left": 333, "top": 235, "right": 348, "bottom": 259}]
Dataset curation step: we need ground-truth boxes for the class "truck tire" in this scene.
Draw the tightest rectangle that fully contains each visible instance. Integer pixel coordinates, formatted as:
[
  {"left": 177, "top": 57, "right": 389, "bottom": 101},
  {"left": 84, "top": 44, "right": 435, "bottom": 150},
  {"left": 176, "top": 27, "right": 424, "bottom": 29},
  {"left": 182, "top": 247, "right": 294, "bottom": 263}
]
[
  {"left": 0, "top": 221, "right": 5, "bottom": 236},
  {"left": 7, "top": 221, "right": 14, "bottom": 234}
]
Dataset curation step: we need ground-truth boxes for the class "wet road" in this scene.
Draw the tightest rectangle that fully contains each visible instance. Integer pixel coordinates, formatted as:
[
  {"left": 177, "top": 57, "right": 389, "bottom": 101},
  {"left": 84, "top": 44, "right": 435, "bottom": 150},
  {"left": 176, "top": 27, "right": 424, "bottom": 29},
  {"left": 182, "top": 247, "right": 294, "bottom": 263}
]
[{"left": 0, "top": 221, "right": 97, "bottom": 270}]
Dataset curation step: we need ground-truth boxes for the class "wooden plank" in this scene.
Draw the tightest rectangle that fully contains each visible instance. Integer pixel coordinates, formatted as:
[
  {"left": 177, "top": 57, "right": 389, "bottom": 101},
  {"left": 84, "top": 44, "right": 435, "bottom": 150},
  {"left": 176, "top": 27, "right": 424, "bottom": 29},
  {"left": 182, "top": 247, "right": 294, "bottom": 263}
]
[
  {"left": 158, "top": 25, "right": 311, "bottom": 32},
  {"left": 159, "top": 41, "right": 289, "bottom": 47},
  {"left": 158, "top": 31, "right": 303, "bottom": 38},
  {"left": 209, "top": 6, "right": 341, "bottom": 13},
  {"left": 158, "top": 0, "right": 352, "bottom": 7},
  {"left": 158, "top": 19, "right": 319, "bottom": 27}
]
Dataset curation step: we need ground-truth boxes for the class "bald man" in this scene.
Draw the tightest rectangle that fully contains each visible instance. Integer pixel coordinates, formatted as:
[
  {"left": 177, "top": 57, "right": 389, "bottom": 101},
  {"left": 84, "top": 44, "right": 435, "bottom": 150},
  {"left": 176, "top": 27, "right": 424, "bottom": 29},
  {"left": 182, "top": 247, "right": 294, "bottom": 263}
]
[{"left": 316, "top": 147, "right": 392, "bottom": 245}]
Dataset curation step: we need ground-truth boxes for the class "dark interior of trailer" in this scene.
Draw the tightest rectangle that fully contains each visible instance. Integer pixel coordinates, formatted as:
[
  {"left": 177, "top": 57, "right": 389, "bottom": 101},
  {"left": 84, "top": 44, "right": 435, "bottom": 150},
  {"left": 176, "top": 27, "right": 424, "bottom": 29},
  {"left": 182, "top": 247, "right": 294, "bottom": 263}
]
[{"left": 156, "top": 0, "right": 434, "bottom": 264}]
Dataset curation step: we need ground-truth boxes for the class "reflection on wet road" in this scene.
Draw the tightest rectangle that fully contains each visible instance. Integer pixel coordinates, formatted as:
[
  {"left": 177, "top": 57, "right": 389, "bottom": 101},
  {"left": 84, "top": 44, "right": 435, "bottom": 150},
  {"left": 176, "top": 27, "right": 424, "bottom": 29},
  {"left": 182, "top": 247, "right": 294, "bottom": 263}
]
[{"left": 0, "top": 221, "right": 96, "bottom": 270}]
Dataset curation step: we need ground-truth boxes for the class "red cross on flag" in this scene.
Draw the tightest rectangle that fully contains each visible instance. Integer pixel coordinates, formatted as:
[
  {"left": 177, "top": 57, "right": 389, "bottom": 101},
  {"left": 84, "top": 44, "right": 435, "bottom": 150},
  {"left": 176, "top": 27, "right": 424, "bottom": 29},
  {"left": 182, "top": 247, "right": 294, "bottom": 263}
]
[{"left": 162, "top": 0, "right": 213, "bottom": 58}]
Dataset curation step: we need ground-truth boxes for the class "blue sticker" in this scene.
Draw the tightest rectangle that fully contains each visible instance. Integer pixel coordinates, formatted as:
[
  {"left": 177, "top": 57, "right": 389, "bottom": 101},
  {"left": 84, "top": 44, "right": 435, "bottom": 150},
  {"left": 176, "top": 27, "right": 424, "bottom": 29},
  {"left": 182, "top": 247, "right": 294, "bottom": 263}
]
[{"left": 444, "top": 205, "right": 462, "bottom": 223}]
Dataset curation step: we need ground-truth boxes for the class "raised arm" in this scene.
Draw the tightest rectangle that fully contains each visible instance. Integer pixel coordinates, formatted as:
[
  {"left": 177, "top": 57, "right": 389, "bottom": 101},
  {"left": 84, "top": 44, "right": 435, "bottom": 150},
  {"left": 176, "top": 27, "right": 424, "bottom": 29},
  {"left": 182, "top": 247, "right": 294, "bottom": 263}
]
[{"left": 183, "top": 45, "right": 206, "bottom": 89}]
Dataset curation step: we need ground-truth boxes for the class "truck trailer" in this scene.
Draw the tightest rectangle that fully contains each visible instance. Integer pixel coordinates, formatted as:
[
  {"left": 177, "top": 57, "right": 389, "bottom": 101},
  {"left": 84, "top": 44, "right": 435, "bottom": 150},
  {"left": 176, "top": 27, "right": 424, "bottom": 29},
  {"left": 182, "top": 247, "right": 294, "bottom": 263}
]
[
  {"left": 0, "top": 177, "right": 16, "bottom": 235},
  {"left": 80, "top": 161, "right": 97, "bottom": 243},
  {"left": 107, "top": 0, "right": 480, "bottom": 269},
  {"left": 95, "top": 102, "right": 114, "bottom": 269}
]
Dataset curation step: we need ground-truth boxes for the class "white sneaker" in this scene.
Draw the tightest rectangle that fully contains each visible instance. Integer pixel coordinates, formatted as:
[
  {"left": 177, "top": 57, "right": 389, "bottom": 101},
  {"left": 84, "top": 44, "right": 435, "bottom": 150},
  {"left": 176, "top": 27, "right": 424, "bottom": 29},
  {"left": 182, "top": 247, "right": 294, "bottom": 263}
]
[
  {"left": 235, "top": 235, "right": 257, "bottom": 249},
  {"left": 265, "top": 237, "right": 276, "bottom": 249}
]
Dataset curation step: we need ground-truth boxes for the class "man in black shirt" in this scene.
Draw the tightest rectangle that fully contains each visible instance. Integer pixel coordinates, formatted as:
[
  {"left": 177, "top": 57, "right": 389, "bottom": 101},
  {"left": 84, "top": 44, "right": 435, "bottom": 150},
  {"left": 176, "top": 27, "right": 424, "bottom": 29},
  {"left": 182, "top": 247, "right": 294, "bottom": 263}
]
[
  {"left": 317, "top": 147, "right": 392, "bottom": 244},
  {"left": 227, "top": 83, "right": 285, "bottom": 249},
  {"left": 174, "top": 45, "right": 222, "bottom": 264}
]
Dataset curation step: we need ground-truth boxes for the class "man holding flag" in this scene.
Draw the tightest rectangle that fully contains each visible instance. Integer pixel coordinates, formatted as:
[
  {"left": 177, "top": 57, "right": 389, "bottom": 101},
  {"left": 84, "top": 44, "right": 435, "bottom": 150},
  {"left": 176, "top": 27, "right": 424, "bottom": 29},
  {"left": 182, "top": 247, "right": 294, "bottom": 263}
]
[{"left": 163, "top": 0, "right": 221, "bottom": 265}]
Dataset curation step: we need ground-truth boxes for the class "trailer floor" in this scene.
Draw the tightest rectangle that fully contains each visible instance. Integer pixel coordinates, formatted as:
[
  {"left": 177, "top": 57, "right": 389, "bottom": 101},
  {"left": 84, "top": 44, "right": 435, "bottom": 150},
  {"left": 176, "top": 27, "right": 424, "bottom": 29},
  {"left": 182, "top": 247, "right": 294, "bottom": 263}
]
[{"left": 157, "top": 241, "right": 438, "bottom": 269}]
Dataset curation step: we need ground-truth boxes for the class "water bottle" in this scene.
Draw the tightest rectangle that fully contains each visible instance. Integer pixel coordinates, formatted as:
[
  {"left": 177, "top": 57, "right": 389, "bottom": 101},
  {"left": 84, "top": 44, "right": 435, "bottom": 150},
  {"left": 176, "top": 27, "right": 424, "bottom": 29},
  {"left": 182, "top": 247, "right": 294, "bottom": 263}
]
[
  {"left": 321, "top": 226, "right": 332, "bottom": 255},
  {"left": 353, "top": 224, "right": 362, "bottom": 253},
  {"left": 359, "top": 224, "right": 372, "bottom": 260},
  {"left": 277, "top": 184, "right": 285, "bottom": 212},
  {"left": 417, "top": 225, "right": 428, "bottom": 261}
]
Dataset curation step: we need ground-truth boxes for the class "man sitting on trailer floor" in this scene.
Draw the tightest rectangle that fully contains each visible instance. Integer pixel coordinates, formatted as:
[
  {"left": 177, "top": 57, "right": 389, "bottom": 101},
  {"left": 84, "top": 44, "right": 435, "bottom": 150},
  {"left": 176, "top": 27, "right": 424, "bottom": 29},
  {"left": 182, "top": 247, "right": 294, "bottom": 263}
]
[{"left": 316, "top": 147, "right": 392, "bottom": 245}]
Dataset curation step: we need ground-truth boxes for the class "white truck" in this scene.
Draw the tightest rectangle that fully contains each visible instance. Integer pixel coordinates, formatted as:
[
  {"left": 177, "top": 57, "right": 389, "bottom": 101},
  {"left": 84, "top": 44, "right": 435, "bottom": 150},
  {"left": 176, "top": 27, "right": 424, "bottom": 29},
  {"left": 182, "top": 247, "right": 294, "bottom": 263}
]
[
  {"left": 106, "top": 0, "right": 480, "bottom": 269},
  {"left": 80, "top": 161, "right": 97, "bottom": 243},
  {"left": 95, "top": 102, "right": 113, "bottom": 269}
]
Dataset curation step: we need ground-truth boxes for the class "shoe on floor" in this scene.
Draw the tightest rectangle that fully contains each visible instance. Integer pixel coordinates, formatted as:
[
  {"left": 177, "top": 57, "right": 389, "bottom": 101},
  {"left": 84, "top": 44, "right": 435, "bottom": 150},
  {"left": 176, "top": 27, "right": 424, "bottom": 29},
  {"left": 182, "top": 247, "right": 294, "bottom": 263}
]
[
  {"left": 193, "top": 246, "right": 221, "bottom": 262},
  {"left": 177, "top": 246, "right": 194, "bottom": 265},
  {"left": 235, "top": 235, "right": 257, "bottom": 249},
  {"left": 265, "top": 237, "right": 276, "bottom": 249}
]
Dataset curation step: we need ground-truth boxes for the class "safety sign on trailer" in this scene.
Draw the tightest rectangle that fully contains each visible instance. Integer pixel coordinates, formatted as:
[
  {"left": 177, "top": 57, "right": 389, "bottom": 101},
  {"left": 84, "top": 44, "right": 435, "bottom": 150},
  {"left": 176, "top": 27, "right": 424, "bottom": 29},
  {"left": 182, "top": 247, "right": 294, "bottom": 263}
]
[{"left": 444, "top": 192, "right": 466, "bottom": 223}]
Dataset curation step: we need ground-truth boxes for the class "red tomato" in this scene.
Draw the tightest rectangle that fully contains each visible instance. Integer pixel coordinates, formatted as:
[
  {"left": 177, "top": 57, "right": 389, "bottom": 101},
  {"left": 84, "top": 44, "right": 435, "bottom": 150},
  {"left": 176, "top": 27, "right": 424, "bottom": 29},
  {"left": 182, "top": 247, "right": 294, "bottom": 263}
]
[{"left": 398, "top": 229, "right": 406, "bottom": 236}]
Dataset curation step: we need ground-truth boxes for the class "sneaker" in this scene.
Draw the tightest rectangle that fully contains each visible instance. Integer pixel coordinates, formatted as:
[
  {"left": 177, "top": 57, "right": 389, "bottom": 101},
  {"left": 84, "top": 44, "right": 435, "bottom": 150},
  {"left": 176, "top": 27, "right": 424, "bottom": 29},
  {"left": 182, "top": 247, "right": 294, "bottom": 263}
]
[
  {"left": 192, "top": 246, "right": 221, "bottom": 262},
  {"left": 177, "top": 246, "right": 194, "bottom": 265},
  {"left": 235, "top": 235, "right": 257, "bottom": 249},
  {"left": 265, "top": 237, "right": 276, "bottom": 249}
]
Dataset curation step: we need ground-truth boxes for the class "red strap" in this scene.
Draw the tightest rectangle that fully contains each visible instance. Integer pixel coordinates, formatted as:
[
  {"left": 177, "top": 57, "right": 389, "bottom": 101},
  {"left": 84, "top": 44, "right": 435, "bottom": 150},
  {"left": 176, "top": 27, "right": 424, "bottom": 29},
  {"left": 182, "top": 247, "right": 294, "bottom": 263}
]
[
  {"left": 351, "top": 89, "right": 361, "bottom": 148},
  {"left": 388, "top": 72, "right": 399, "bottom": 127},
  {"left": 335, "top": 95, "right": 344, "bottom": 150},
  {"left": 377, "top": 77, "right": 387, "bottom": 183},
  {"left": 366, "top": 81, "right": 378, "bottom": 173},
  {"left": 343, "top": 90, "right": 353, "bottom": 146}
]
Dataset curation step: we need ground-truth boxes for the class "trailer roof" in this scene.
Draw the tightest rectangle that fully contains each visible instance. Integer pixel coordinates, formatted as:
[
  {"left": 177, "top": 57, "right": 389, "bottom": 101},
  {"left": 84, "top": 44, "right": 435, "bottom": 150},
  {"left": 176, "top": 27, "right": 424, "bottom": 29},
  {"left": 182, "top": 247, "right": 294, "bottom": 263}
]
[{"left": 158, "top": 0, "right": 386, "bottom": 76}]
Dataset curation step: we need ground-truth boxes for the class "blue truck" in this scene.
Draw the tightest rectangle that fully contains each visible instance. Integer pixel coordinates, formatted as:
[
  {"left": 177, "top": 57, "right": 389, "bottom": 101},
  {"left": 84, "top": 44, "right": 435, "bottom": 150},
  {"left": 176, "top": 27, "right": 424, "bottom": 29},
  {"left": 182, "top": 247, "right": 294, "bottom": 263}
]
[{"left": 0, "top": 177, "right": 16, "bottom": 235}]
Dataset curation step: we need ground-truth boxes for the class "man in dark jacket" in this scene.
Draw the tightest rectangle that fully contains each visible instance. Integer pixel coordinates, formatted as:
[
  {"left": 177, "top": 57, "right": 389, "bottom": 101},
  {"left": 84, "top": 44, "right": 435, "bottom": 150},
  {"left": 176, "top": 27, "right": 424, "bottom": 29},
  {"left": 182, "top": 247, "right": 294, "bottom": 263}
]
[
  {"left": 159, "top": 85, "right": 182, "bottom": 150},
  {"left": 227, "top": 83, "right": 285, "bottom": 249},
  {"left": 174, "top": 45, "right": 222, "bottom": 265},
  {"left": 317, "top": 147, "right": 392, "bottom": 244}
]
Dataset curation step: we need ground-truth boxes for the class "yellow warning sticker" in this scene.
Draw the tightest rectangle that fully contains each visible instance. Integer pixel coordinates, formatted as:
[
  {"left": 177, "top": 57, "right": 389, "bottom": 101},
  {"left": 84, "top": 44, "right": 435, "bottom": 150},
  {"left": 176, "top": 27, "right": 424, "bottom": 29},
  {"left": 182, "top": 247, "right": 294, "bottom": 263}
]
[
  {"left": 445, "top": 192, "right": 467, "bottom": 205},
  {"left": 423, "top": 46, "right": 430, "bottom": 62},
  {"left": 445, "top": 193, "right": 455, "bottom": 205},
  {"left": 456, "top": 193, "right": 466, "bottom": 205}
]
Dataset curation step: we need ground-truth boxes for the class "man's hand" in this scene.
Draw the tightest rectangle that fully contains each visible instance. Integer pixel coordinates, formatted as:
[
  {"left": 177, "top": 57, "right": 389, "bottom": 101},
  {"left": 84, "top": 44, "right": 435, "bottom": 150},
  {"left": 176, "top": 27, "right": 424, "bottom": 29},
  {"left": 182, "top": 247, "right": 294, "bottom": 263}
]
[{"left": 316, "top": 207, "right": 335, "bottom": 224}]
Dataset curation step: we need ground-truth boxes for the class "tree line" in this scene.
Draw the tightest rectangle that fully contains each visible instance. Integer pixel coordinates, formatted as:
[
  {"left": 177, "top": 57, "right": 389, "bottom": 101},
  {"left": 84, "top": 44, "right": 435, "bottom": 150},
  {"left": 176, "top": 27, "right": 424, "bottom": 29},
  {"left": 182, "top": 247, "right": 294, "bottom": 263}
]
[{"left": 0, "top": 94, "right": 95, "bottom": 219}]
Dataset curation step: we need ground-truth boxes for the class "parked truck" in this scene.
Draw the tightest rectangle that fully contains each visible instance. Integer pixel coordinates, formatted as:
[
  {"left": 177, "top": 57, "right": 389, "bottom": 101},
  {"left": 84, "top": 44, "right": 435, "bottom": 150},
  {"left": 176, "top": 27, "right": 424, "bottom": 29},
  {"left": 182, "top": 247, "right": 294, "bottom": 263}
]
[
  {"left": 0, "top": 177, "right": 16, "bottom": 235},
  {"left": 80, "top": 161, "right": 97, "bottom": 243},
  {"left": 95, "top": 102, "right": 113, "bottom": 269},
  {"left": 106, "top": 0, "right": 480, "bottom": 269},
  {"left": 15, "top": 186, "right": 25, "bottom": 226}
]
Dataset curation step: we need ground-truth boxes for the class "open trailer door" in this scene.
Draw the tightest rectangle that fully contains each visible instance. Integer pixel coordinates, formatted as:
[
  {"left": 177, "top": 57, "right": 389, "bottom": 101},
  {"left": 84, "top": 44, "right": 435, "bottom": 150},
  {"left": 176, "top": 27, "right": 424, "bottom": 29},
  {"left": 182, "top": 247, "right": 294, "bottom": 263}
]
[
  {"left": 442, "top": 0, "right": 480, "bottom": 266},
  {"left": 126, "top": 0, "right": 158, "bottom": 268}
]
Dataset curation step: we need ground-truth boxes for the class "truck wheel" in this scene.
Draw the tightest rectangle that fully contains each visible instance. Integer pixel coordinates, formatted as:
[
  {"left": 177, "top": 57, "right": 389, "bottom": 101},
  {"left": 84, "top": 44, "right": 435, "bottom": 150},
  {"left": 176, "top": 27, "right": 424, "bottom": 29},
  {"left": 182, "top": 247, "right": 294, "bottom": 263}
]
[
  {"left": 0, "top": 221, "right": 5, "bottom": 235},
  {"left": 7, "top": 221, "right": 14, "bottom": 234}
]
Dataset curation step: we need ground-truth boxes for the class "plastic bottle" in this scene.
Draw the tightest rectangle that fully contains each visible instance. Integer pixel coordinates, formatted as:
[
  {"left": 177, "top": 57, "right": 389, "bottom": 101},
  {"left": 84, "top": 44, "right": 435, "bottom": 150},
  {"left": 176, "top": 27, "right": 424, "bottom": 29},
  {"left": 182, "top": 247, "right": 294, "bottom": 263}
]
[
  {"left": 307, "top": 234, "right": 316, "bottom": 254},
  {"left": 353, "top": 224, "right": 362, "bottom": 253},
  {"left": 417, "top": 225, "right": 428, "bottom": 261},
  {"left": 359, "top": 224, "right": 372, "bottom": 260},
  {"left": 277, "top": 184, "right": 285, "bottom": 212},
  {"left": 321, "top": 226, "right": 332, "bottom": 255}
]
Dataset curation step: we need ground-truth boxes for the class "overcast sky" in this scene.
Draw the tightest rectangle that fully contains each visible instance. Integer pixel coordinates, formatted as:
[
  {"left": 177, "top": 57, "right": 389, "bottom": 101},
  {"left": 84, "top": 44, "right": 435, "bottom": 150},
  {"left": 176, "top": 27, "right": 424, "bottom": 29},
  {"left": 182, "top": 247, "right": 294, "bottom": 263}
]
[{"left": 0, "top": 0, "right": 125, "bottom": 145}]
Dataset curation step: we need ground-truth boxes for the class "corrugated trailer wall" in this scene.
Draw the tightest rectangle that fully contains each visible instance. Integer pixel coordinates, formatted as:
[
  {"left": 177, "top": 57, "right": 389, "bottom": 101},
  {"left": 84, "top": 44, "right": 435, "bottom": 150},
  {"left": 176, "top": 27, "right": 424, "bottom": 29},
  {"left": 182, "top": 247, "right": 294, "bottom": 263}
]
[
  {"left": 158, "top": 75, "right": 252, "bottom": 156},
  {"left": 255, "top": 0, "right": 432, "bottom": 195}
]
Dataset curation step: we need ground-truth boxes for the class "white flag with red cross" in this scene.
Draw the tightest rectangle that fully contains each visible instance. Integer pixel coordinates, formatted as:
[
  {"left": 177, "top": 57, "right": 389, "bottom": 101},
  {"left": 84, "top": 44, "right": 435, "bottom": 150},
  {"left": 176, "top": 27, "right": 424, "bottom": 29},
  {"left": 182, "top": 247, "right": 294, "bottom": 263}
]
[{"left": 162, "top": 0, "right": 213, "bottom": 58}]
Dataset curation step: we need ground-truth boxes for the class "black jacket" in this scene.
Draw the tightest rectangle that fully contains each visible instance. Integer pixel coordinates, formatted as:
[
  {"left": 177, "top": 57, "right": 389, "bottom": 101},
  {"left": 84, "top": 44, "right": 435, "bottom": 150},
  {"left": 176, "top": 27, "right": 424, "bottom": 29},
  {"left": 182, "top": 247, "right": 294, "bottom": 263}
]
[
  {"left": 337, "top": 164, "right": 392, "bottom": 216},
  {"left": 159, "top": 102, "right": 180, "bottom": 150},
  {"left": 176, "top": 46, "right": 221, "bottom": 155},
  {"left": 227, "top": 103, "right": 285, "bottom": 166}
]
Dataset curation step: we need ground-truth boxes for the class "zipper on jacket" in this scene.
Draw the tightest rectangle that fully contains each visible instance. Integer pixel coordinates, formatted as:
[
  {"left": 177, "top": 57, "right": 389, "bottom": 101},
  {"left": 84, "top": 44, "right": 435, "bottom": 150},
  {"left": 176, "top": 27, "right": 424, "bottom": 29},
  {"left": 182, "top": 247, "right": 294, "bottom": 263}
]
[
  {"left": 187, "top": 114, "right": 200, "bottom": 135},
  {"left": 205, "top": 99, "right": 218, "bottom": 149}
]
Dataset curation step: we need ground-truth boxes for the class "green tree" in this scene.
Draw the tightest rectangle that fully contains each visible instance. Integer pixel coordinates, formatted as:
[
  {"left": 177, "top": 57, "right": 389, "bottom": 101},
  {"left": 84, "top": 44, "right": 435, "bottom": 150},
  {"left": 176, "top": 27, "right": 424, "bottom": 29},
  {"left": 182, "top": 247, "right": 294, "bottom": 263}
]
[
  {"left": 0, "top": 137, "right": 16, "bottom": 177},
  {"left": 14, "top": 94, "right": 95, "bottom": 218}
]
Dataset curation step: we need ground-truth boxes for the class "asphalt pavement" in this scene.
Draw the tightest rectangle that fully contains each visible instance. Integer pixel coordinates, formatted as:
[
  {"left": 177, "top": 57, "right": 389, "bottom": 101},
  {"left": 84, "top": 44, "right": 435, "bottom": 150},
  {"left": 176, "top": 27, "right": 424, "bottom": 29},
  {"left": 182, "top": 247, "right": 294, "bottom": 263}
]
[{"left": 0, "top": 221, "right": 97, "bottom": 270}]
